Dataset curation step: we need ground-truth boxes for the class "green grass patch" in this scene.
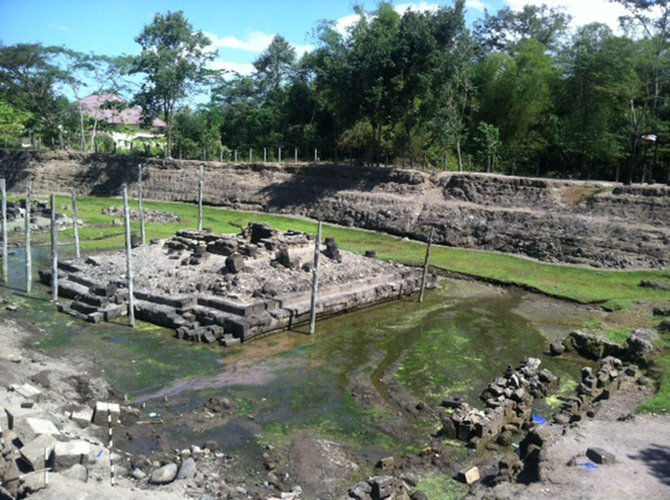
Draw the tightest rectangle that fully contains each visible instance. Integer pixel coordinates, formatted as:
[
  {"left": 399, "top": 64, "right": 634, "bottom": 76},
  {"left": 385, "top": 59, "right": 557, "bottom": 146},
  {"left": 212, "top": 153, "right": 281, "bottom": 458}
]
[
  {"left": 24, "top": 195, "right": 667, "bottom": 312},
  {"left": 414, "top": 472, "right": 469, "bottom": 500}
]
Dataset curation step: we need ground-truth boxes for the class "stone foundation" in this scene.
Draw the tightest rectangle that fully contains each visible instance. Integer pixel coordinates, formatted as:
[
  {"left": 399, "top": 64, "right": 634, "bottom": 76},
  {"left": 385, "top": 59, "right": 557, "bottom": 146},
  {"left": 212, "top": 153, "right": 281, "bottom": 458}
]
[{"left": 40, "top": 224, "right": 436, "bottom": 344}]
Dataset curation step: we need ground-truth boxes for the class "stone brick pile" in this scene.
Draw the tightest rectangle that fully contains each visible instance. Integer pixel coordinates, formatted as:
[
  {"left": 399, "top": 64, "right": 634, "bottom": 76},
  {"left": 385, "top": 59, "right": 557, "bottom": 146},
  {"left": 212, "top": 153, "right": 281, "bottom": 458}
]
[{"left": 439, "top": 358, "right": 559, "bottom": 449}]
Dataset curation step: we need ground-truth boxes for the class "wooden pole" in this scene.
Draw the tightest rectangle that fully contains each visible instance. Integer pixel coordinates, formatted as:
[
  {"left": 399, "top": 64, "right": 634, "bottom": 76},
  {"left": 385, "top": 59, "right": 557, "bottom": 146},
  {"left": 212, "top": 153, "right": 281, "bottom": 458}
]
[
  {"left": 234, "top": 150, "right": 237, "bottom": 163},
  {"left": 71, "top": 189, "right": 80, "bottom": 259},
  {"left": 263, "top": 147, "right": 267, "bottom": 163},
  {"left": 138, "top": 164, "right": 145, "bottom": 245},
  {"left": 249, "top": 148, "right": 252, "bottom": 163},
  {"left": 294, "top": 147, "right": 298, "bottom": 163},
  {"left": 1, "top": 179, "right": 7, "bottom": 283},
  {"left": 123, "top": 184, "right": 135, "bottom": 327},
  {"left": 418, "top": 227, "right": 434, "bottom": 304},
  {"left": 309, "top": 221, "right": 323, "bottom": 335},
  {"left": 50, "top": 195, "right": 58, "bottom": 302},
  {"left": 314, "top": 148, "right": 317, "bottom": 163},
  {"left": 25, "top": 176, "right": 32, "bottom": 293},
  {"left": 197, "top": 164, "right": 204, "bottom": 231},
  {"left": 278, "top": 147, "right": 282, "bottom": 163}
]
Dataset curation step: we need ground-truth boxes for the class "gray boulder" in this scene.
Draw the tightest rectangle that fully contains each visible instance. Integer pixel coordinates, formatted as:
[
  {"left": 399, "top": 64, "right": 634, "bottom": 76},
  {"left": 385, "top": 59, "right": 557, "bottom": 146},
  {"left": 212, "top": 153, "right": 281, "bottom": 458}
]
[
  {"left": 149, "top": 462, "right": 178, "bottom": 484},
  {"left": 176, "top": 457, "right": 197, "bottom": 480}
]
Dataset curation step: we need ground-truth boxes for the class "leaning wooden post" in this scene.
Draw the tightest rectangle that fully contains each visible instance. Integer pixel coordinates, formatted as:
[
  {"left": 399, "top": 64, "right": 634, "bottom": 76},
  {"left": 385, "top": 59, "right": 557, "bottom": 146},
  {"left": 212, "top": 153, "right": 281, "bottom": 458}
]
[
  {"left": 197, "top": 164, "right": 204, "bottom": 231},
  {"left": 418, "top": 227, "right": 434, "bottom": 304},
  {"left": 309, "top": 221, "right": 323, "bottom": 335},
  {"left": 50, "top": 194, "right": 58, "bottom": 302},
  {"left": 123, "top": 184, "right": 135, "bottom": 327},
  {"left": 1, "top": 179, "right": 7, "bottom": 283},
  {"left": 71, "top": 189, "right": 80, "bottom": 259},
  {"left": 137, "top": 164, "right": 146, "bottom": 245},
  {"left": 25, "top": 176, "right": 32, "bottom": 293}
]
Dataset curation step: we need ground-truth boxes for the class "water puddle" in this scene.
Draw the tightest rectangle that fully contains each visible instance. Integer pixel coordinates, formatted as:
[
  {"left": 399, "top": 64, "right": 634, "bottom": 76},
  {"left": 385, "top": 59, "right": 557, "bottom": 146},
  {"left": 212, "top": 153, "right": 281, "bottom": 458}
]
[{"left": 1, "top": 245, "right": 603, "bottom": 457}]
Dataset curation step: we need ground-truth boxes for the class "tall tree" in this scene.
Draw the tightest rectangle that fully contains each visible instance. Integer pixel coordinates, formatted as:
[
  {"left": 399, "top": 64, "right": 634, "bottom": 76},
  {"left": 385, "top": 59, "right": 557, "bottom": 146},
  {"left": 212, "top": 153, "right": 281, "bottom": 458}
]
[
  {"left": 474, "top": 4, "right": 572, "bottom": 54},
  {"left": 254, "top": 35, "right": 296, "bottom": 92},
  {"left": 130, "top": 11, "right": 215, "bottom": 157},
  {"left": 0, "top": 43, "right": 69, "bottom": 146}
]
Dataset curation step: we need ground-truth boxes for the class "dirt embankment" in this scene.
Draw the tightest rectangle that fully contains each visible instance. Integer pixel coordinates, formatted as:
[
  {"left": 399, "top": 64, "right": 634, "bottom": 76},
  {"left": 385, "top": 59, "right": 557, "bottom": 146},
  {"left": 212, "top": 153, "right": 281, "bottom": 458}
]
[{"left": 1, "top": 149, "right": 669, "bottom": 269}]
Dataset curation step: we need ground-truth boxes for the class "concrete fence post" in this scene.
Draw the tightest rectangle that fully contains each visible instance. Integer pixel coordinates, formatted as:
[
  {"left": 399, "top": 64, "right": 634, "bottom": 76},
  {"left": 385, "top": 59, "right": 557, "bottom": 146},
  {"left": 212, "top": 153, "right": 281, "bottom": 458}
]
[
  {"left": 123, "top": 184, "right": 135, "bottom": 327},
  {"left": 1, "top": 179, "right": 7, "bottom": 283},
  {"left": 419, "top": 227, "right": 434, "bottom": 304},
  {"left": 309, "top": 221, "right": 323, "bottom": 335},
  {"left": 249, "top": 148, "right": 252, "bottom": 163},
  {"left": 198, "top": 164, "right": 204, "bottom": 231},
  {"left": 25, "top": 176, "right": 32, "bottom": 293},
  {"left": 71, "top": 189, "right": 80, "bottom": 259},
  {"left": 263, "top": 147, "right": 267, "bottom": 163},
  {"left": 278, "top": 147, "right": 282, "bottom": 163},
  {"left": 50, "top": 194, "right": 58, "bottom": 302},
  {"left": 314, "top": 148, "right": 317, "bottom": 163},
  {"left": 138, "top": 164, "right": 145, "bottom": 245}
]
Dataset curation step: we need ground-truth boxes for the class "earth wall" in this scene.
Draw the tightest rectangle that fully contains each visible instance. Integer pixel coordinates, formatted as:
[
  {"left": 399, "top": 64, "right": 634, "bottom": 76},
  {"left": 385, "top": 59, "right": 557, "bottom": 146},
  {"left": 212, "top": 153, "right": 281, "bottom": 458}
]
[{"left": 1, "top": 149, "right": 668, "bottom": 269}]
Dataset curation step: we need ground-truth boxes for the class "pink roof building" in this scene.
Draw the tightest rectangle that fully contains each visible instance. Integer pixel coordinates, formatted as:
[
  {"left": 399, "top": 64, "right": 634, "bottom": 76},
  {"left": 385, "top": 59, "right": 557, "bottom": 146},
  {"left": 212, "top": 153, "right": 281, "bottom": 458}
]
[{"left": 78, "top": 94, "right": 166, "bottom": 128}]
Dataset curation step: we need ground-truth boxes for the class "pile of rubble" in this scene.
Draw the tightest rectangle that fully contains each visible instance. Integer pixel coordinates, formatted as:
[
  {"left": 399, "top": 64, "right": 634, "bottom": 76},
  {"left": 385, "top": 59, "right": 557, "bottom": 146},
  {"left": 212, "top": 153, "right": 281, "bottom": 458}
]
[
  {"left": 41, "top": 223, "right": 436, "bottom": 345},
  {"left": 102, "top": 206, "right": 181, "bottom": 224},
  {"left": 1, "top": 199, "right": 72, "bottom": 233},
  {"left": 439, "top": 358, "right": 559, "bottom": 449},
  {"left": 0, "top": 379, "right": 121, "bottom": 498}
]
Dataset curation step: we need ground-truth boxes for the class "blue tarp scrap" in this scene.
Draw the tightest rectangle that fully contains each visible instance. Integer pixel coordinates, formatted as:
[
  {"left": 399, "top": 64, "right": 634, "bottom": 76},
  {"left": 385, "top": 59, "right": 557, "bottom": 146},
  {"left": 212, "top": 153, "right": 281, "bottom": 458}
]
[
  {"left": 578, "top": 462, "right": 598, "bottom": 470},
  {"left": 532, "top": 413, "right": 547, "bottom": 425}
]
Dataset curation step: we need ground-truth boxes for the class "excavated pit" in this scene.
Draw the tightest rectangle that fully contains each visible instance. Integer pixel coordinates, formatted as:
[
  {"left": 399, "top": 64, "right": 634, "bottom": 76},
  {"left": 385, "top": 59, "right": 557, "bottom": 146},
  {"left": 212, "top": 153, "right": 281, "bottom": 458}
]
[{"left": 40, "top": 223, "right": 436, "bottom": 344}]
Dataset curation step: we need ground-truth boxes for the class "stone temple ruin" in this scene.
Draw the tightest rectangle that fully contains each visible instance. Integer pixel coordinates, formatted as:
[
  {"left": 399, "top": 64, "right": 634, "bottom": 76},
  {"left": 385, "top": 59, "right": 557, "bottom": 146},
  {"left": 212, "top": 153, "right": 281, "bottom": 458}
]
[{"left": 41, "top": 223, "right": 436, "bottom": 345}]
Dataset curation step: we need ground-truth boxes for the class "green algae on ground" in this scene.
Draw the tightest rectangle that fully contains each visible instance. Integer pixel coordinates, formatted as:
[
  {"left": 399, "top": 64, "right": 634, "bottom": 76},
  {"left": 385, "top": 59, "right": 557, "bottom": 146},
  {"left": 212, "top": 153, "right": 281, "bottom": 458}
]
[{"left": 414, "top": 472, "right": 469, "bottom": 500}]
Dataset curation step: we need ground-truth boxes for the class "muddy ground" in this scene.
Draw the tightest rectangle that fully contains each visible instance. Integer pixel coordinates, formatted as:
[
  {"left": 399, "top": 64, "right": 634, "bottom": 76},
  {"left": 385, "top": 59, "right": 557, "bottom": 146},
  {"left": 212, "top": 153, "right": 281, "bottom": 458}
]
[{"left": 2, "top": 296, "right": 669, "bottom": 500}]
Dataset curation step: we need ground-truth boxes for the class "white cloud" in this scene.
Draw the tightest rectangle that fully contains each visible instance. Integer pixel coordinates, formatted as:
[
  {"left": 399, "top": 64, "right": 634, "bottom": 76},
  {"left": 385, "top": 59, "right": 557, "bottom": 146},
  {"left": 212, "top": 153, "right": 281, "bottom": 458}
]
[
  {"left": 335, "top": 13, "right": 363, "bottom": 35},
  {"left": 209, "top": 61, "right": 255, "bottom": 76},
  {"left": 505, "top": 0, "right": 629, "bottom": 32},
  {"left": 205, "top": 31, "right": 275, "bottom": 52}
]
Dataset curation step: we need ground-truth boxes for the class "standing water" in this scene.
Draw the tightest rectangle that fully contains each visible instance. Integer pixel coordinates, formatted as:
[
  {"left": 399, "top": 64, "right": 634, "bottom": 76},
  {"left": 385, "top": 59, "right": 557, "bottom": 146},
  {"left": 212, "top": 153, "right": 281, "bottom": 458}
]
[{"left": 1, "top": 245, "right": 601, "bottom": 460}]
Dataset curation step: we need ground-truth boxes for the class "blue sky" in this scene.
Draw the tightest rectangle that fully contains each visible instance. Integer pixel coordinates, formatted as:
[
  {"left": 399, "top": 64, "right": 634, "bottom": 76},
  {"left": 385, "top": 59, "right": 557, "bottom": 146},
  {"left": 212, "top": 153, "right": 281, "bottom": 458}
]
[{"left": 0, "top": 0, "right": 628, "bottom": 78}]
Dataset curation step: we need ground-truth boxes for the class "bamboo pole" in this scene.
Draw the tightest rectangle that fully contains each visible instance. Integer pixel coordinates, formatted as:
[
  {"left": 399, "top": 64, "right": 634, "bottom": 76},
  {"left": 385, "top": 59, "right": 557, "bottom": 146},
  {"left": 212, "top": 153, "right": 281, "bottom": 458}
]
[
  {"left": 309, "top": 221, "right": 323, "bottom": 335},
  {"left": 50, "top": 195, "right": 58, "bottom": 302},
  {"left": 71, "top": 189, "right": 80, "bottom": 259},
  {"left": 138, "top": 164, "right": 145, "bottom": 245},
  {"left": 25, "top": 176, "right": 31, "bottom": 293},
  {"left": 197, "top": 164, "right": 204, "bottom": 231},
  {"left": 418, "top": 227, "right": 434, "bottom": 304},
  {"left": 1, "top": 179, "right": 7, "bottom": 283},
  {"left": 123, "top": 184, "right": 135, "bottom": 327}
]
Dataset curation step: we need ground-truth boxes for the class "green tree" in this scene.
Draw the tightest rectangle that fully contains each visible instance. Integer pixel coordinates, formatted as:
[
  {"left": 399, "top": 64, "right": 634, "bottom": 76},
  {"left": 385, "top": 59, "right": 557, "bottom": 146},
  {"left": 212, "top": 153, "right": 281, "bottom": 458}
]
[
  {"left": 473, "top": 40, "right": 558, "bottom": 167},
  {"left": 558, "top": 24, "right": 641, "bottom": 180},
  {"left": 474, "top": 4, "right": 572, "bottom": 54},
  {"left": 0, "top": 43, "right": 70, "bottom": 147},
  {"left": 130, "top": 11, "right": 215, "bottom": 157}
]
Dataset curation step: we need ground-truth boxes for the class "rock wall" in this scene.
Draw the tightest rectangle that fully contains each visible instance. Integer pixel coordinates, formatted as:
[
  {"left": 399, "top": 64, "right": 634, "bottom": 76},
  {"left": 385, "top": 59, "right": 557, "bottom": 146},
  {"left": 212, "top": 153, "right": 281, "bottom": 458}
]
[{"left": 1, "top": 149, "right": 669, "bottom": 269}]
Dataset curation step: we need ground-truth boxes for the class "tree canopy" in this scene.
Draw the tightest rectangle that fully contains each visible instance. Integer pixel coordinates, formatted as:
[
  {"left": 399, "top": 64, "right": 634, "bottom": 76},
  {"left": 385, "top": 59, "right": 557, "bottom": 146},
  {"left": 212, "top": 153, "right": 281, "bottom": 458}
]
[{"left": 2, "top": 3, "right": 670, "bottom": 182}]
